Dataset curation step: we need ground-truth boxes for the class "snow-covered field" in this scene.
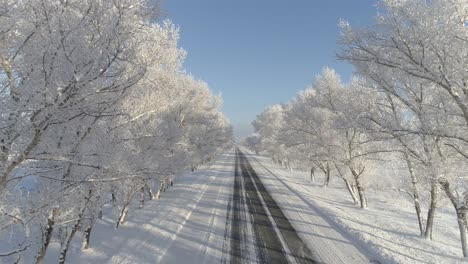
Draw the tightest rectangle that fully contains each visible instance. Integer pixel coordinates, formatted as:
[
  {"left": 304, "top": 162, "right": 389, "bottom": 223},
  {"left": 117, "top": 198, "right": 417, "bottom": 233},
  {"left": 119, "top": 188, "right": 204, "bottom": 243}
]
[
  {"left": 60, "top": 151, "right": 235, "bottom": 264},
  {"left": 242, "top": 150, "right": 465, "bottom": 264}
]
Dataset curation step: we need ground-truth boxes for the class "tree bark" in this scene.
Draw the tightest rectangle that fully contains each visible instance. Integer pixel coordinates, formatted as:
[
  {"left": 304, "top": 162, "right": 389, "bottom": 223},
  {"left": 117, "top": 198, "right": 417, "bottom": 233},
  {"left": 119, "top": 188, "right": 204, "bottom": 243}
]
[
  {"left": 81, "top": 221, "right": 94, "bottom": 251},
  {"left": 139, "top": 187, "right": 145, "bottom": 209},
  {"left": 145, "top": 183, "right": 155, "bottom": 200},
  {"left": 334, "top": 162, "right": 359, "bottom": 204},
  {"left": 321, "top": 162, "right": 332, "bottom": 187},
  {"left": 156, "top": 180, "right": 164, "bottom": 199},
  {"left": 351, "top": 167, "right": 368, "bottom": 208},
  {"left": 111, "top": 189, "right": 117, "bottom": 207},
  {"left": 352, "top": 184, "right": 359, "bottom": 197},
  {"left": 413, "top": 191, "right": 425, "bottom": 236},
  {"left": 457, "top": 216, "right": 468, "bottom": 258},
  {"left": 59, "top": 188, "right": 92, "bottom": 264},
  {"left": 404, "top": 155, "right": 425, "bottom": 236},
  {"left": 344, "top": 179, "right": 359, "bottom": 204},
  {"left": 439, "top": 179, "right": 468, "bottom": 257},
  {"left": 58, "top": 220, "right": 81, "bottom": 264},
  {"left": 35, "top": 208, "right": 59, "bottom": 264},
  {"left": 356, "top": 183, "right": 368, "bottom": 209},
  {"left": 425, "top": 179, "right": 438, "bottom": 240},
  {"left": 116, "top": 204, "right": 129, "bottom": 229},
  {"left": 310, "top": 167, "right": 315, "bottom": 182}
]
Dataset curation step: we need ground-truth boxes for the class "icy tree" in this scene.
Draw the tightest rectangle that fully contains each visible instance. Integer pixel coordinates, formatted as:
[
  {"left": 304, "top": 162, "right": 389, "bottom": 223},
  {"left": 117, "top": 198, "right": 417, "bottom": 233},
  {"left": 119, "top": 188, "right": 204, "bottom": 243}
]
[
  {"left": 0, "top": 0, "right": 153, "bottom": 261},
  {"left": 339, "top": 0, "right": 468, "bottom": 255},
  {"left": 243, "top": 134, "right": 262, "bottom": 155},
  {"left": 252, "top": 68, "right": 385, "bottom": 208},
  {"left": 278, "top": 89, "right": 335, "bottom": 186},
  {"left": 252, "top": 105, "right": 291, "bottom": 169},
  {"left": 0, "top": 1, "right": 232, "bottom": 263},
  {"left": 279, "top": 69, "right": 383, "bottom": 208}
]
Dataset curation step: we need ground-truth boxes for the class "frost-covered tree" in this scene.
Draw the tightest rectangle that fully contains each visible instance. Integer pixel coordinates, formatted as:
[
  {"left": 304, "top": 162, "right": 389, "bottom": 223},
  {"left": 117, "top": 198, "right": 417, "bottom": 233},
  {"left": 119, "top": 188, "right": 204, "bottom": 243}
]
[
  {"left": 242, "top": 134, "right": 261, "bottom": 155},
  {"left": 0, "top": 1, "right": 232, "bottom": 263},
  {"left": 253, "top": 68, "right": 385, "bottom": 208},
  {"left": 252, "top": 105, "right": 291, "bottom": 168},
  {"left": 278, "top": 69, "right": 383, "bottom": 208},
  {"left": 0, "top": 0, "right": 149, "bottom": 192},
  {"left": 0, "top": 0, "right": 153, "bottom": 262},
  {"left": 339, "top": 0, "right": 468, "bottom": 255}
]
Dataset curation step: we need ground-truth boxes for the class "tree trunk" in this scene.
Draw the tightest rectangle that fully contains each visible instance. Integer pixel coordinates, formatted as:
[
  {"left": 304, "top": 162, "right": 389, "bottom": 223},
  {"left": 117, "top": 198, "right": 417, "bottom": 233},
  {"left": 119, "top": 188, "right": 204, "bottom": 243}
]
[
  {"left": 310, "top": 167, "right": 315, "bottom": 182},
  {"left": 145, "top": 183, "right": 155, "bottom": 200},
  {"left": 59, "top": 190, "right": 90, "bottom": 264},
  {"left": 356, "top": 183, "right": 368, "bottom": 209},
  {"left": 139, "top": 187, "right": 145, "bottom": 209},
  {"left": 156, "top": 180, "right": 164, "bottom": 199},
  {"left": 333, "top": 162, "right": 358, "bottom": 204},
  {"left": 439, "top": 179, "right": 468, "bottom": 258},
  {"left": 350, "top": 167, "right": 368, "bottom": 209},
  {"left": 405, "top": 155, "right": 425, "bottom": 236},
  {"left": 35, "top": 208, "right": 59, "bottom": 264},
  {"left": 425, "top": 179, "right": 438, "bottom": 240},
  {"left": 322, "top": 163, "right": 332, "bottom": 187},
  {"left": 116, "top": 204, "right": 129, "bottom": 229},
  {"left": 111, "top": 189, "right": 117, "bottom": 207},
  {"left": 343, "top": 179, "right": 359, "bottom": 204},
  {"left": 413, "top": 193, "right": 425, "bottom": 236},
  {"left": 58, "top": 220, "right": 81, "bottom": 264},
  {"left": 352, "top": 184, "right": 358, "bottom": 197},
  {"left": 81, "top": 221, "right": 94, "bottom": 250},
  {"left": 457, "top": 216, "right": 468, "bottom": 258}
]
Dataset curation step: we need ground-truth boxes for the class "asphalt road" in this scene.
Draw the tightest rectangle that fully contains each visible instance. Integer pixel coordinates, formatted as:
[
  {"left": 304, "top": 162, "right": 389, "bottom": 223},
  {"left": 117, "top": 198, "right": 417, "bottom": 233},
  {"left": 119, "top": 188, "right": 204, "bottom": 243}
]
[{"left": 226, "top": 148, "right": 317, "bottom": 264}]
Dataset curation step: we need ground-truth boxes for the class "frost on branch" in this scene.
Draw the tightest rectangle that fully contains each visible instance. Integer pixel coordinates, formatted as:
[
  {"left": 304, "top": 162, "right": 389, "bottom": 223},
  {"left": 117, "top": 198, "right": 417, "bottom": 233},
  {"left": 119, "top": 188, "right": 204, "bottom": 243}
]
[{"left": 0, "top": 0, "right": 232, "bottom": 262}]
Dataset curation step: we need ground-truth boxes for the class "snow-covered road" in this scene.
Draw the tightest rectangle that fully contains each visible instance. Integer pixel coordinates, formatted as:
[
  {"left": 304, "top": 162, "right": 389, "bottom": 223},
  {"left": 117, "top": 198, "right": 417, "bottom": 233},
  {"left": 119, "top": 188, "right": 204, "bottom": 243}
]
[
  {"left": 68, "top": 151, "right": 235, "bottom": 264},
  {"left": 68, "top": 149, "right": 372, "bottom": 263},
  {"left": 231, "top": 149, "right": 316, "bottom": 263},
  {"left": 239, "top": 148, "right": 373, "bottom": 264}
]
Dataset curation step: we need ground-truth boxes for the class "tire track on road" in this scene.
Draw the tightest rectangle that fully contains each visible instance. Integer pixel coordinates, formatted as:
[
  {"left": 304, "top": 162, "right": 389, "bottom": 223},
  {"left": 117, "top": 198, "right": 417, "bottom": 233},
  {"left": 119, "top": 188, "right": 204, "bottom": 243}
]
[{"left": 228, "top": 148, "right": 317, "bottom": 263}]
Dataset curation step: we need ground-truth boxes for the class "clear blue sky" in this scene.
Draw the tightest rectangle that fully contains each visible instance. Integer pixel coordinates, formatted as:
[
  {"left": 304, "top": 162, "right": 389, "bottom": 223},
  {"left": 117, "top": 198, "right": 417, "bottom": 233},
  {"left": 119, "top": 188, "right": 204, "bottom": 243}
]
[{"left": 161, "top": 0, "right": 379, "bottom": 140}]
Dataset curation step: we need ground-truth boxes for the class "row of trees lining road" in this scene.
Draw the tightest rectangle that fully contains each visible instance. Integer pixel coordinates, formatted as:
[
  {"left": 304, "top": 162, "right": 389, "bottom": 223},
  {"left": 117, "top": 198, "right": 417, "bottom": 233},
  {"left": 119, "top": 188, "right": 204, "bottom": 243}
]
[
  {"left": 248, "top": 0, "right": 468, "bottom": 258},
  {"left": 0, "top": 1, "right": 232, "bottom": 263}
]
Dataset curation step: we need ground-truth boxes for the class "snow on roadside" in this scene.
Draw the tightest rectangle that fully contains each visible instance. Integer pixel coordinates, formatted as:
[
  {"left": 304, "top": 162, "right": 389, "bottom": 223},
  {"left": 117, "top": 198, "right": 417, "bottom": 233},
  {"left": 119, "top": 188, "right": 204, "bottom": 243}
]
[
  {"left": 242, "top": 149, "right": 465, "bottom": 264},
  {"left": 59, "top": 150, "right": 235, "bottom": 264}
]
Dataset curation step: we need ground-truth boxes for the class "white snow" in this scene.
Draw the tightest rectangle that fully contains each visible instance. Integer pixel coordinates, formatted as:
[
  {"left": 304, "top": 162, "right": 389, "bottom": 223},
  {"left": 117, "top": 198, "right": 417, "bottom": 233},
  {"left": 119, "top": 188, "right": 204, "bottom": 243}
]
[
  {"left": 41, "top": 148, "right": 467, "bottom": 264},
  {"left": 242, "top": 149, "right": 466, "bottom": 264},
  {"left": 64, "top": 151, "right": 235, "bottom": 264},
  {"left": 240, "top": 148, "right": 372, "bottom": 264}
]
